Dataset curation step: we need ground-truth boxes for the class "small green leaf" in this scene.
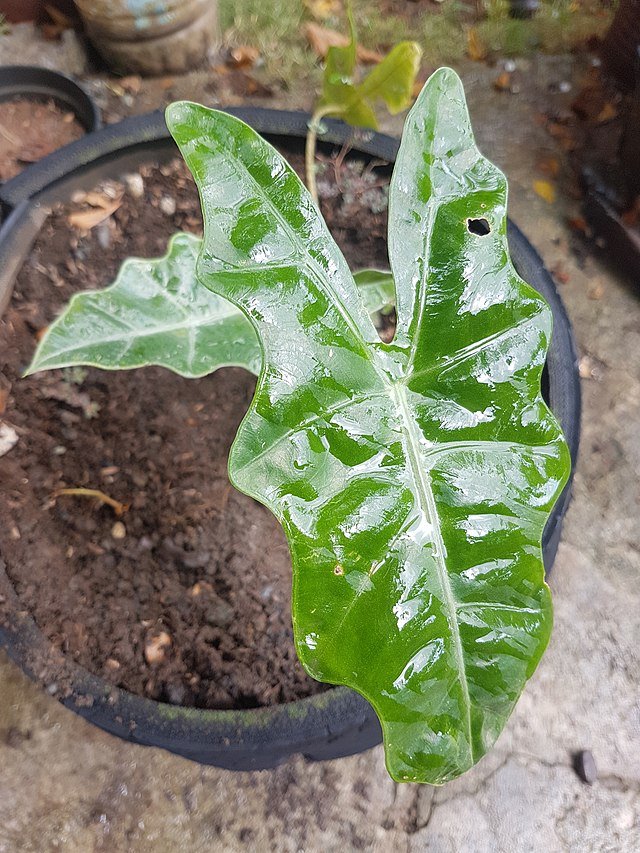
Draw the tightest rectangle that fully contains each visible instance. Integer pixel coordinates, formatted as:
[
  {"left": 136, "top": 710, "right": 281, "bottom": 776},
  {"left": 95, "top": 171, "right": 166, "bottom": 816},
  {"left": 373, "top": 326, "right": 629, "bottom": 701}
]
[
  {"left": 27, "top": 235, "right": 395, "bottom": 379},
  {"left": 318, "top": 12, "right": 421, "bottom": 129},
  {"left": 320, "top": 8, "right": 357, "bottom": 104},
  {"left": 26, "top": 232, "right": 261, "bottom": 378},
  {"left": 353, "top": 268, "right": 395, "bottom": 315},
  {"left": 168, "top": 67, "right": 570, "bottom": 785},
  {"left": 353, "top": 42, "right": 423, "bottom": 117}
]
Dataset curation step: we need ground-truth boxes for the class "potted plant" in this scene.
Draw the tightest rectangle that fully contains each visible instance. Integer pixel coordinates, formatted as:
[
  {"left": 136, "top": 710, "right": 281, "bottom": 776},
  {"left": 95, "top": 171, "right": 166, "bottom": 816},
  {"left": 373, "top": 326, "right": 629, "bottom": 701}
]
[{"left": 1, "top": 64, "right": 576, "bottom": 785}]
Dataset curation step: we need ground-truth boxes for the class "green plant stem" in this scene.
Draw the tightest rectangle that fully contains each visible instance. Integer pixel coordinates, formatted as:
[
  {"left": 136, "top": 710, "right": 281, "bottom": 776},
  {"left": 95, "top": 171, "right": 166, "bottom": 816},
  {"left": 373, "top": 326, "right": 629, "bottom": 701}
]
[{"left": 305, "top": 104, "right": 343, "bottom": 206}]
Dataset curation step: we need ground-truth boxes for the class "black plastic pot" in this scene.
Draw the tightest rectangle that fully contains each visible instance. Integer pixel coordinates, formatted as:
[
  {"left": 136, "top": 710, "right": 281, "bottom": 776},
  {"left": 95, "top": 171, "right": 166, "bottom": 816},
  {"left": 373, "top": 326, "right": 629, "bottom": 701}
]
[
  {"left": 0, "top": 65, "right": 100, "bottom": 134},
  {"left": 0, "top": 108, "right": 581, "bottom": 771}
]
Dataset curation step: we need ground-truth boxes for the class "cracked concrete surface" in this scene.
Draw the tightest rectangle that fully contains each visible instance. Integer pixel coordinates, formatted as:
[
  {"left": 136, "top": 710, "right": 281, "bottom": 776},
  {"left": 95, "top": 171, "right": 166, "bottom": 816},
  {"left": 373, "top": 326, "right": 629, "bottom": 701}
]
[{"left": 0, "top": 30, "right": 638, "bottom": 852}]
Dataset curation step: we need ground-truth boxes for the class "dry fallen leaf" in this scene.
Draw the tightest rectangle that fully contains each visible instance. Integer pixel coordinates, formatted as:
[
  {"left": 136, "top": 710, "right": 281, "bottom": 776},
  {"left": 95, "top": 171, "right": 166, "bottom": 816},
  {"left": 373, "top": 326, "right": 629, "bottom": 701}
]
[
  {"left": 304, "top": 22, "right": 383, "bottom": 64},
  {"left": 537, "top": 155, "right": 561, "bottom": 178},
  {"left": 68, "top": 194, "right": 122, "bottom": 231},
  {"left": 533, "top": 179, "right": 557, "bottom": 204},
  {"left": 567, "top": 215, "right": 592, "bottom": 238},
  {"left": 42, "top": 3, "right": 75, "bottom": 39},
  {"left": 579, "top": 354, "right": 604, "bottom": 381},
  {"left": 39, "top": 381, "right": 99, "bottom": 418},
  {"left": 227, "top": 45, "right": 260, "bottom": 69},
  {"left": 304, "top": 0, "right": 342, "bottom": 20},
  {"left": 595, "top": 102, "right": 618, "bottom": 123},
  {"left": 545, "top": 120, "right": 577, "bottom": 152},
  {"left": 493, "top": 71, "right": 512, "bottom": 92},
  {"left": 467, "top": 27, "right": 486, "bottom": 62},
  {"left": 119, "top": 75, "right": 142, "bottom": 95},
  {"left": 44, "top": 4, "right": 74, "bottom": 28}
]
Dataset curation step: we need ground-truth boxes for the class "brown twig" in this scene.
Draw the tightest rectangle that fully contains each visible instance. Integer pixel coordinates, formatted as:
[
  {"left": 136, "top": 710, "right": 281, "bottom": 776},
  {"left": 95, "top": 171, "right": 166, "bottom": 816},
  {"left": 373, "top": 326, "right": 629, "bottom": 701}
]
[{"left": 53, "top": 488, "right": 130, "bottom": 516}]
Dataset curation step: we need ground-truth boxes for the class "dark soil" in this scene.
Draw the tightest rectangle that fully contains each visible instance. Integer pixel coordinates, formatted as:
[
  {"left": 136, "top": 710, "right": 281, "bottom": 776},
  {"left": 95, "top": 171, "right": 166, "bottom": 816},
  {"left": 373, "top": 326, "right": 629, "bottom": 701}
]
[
  {"left": 0, "top": 149, "right": 390, "bottom": 709},
  {"left": 0, "top": 97, "right": 84, "bottom": 181}
]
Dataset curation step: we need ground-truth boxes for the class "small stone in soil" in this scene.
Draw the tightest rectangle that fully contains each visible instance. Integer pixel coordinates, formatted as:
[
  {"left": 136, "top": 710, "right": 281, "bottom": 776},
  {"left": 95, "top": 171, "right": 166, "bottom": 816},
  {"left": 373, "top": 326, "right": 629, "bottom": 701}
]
[
  {"left": 0, "top": 423, "right": 19, "bottom": 457},
  {"left": 166, "top": 684, "right": 185, "bottom": 706},
  {"left": 144, "top": 631, "right": 172, "bottom": 665},
  {"left": 190, "top": 581, "right": 213, "bottom": 597},
  {"left": 573, "top": 749, "right": 598, "bottom": 785},
  {"left": 205, "top": 599, "right": 234, "bottom": 628},
  {"left": 125, "top": 173, "right": 144, "bottom": 199},
  {"left": 111, "top": 521, "right": 126, "bottom": 539},
  {"left": 96, "top": 222, "right": 112, "bottom": 250},
  {"left": 181, "top": 551, "right": 211, "bottom": 570},
  {"left": 159, "top": 196, "right": 176, "bottom": 216}
]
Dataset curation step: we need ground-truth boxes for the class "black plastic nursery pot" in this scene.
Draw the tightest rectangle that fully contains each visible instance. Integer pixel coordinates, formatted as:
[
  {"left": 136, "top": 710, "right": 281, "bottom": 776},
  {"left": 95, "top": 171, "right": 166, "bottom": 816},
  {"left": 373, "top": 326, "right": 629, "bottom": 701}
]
[
  {"left": 0, "top": 65, "right": 101, "bottom": 136},
  {"left": 0, "top": 108, "right": 581, "bottom": 771},
  {"left": 0, "top": 65, "right": 100, "bottom": 223}
]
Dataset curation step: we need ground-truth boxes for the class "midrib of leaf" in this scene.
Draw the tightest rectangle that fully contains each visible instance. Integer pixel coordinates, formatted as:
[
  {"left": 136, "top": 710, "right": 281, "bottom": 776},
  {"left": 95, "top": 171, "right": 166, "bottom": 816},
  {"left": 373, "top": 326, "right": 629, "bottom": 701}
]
[
  {"left": 390, "top": 380, "right": 474, "bottom": 757},
  {"left": 42, "top": 307, "right": 241, "bottom": 360},
  {"left": 404, "top": 204, "right": 436, "bottom": 376}
]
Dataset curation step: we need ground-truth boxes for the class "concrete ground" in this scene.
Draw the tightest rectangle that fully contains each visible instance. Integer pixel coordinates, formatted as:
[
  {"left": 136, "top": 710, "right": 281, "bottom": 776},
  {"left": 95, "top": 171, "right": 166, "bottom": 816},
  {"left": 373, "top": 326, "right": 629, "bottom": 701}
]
[{"left": 0, "top": 27, "right": 638, "bottom": 853}]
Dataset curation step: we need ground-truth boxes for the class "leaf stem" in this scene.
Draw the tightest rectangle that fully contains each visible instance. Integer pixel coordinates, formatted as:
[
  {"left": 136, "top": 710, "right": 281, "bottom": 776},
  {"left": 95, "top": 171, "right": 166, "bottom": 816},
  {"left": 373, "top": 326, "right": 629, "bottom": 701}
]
[
  {"left": 53, "top": 488, "right": 130, "bottom": 517},
  {"left": 305, "top": 104, "right": 343, "bottom": 206}
]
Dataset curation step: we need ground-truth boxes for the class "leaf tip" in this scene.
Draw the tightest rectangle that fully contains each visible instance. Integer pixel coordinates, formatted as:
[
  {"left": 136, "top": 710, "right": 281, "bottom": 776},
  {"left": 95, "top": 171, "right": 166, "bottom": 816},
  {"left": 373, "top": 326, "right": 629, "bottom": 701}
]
[
  {"left": 165, "top": 100, "right": 198, "bottom": 139},
  {"left": 427, "top": 66, "right": 464, "bottom": 101}
]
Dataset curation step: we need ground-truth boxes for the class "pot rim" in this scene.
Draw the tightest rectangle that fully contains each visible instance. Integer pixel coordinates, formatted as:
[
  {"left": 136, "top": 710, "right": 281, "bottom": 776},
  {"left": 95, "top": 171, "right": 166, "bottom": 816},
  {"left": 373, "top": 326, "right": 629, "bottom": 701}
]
[{"left": 0, "top": 107, "right": 581, "bottom": 769}]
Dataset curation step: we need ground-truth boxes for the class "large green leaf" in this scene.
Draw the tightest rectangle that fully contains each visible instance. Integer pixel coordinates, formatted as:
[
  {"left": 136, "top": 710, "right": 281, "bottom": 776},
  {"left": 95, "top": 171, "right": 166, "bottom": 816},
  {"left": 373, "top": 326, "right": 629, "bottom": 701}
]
[
  {"left": 167, "top": 66, "right": 570, "bottom": 785},
  {"left": 26, "top": 232, "right": 394, "bottom": 379},
  {"left": 319, "top": 11, "right": 421, "bottom": 128}
]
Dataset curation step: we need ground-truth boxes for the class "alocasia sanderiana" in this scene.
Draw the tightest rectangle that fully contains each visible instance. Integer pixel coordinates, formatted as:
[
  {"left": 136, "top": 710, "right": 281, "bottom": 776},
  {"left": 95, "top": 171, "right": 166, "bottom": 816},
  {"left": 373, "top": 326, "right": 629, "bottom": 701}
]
[{"left": 29, "top": 68, "right": 570, "bottom": 784}]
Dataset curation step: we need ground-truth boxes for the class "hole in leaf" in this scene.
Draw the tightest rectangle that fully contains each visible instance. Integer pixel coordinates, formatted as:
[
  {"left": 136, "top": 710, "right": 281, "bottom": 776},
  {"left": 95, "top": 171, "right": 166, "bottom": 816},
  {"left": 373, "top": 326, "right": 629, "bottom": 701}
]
[{"left": 467, "top": 217, "right": 491, "bottom": 236}]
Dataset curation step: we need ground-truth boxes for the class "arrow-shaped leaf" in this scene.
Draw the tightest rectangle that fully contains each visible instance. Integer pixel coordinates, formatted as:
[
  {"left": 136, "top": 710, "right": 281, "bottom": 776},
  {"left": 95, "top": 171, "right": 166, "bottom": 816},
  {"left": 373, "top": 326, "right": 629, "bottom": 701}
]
[
  {"left": 26, "top": 232, "right": 394, "bottom": 379},
  {"left": 167, "top": 67, "right": 570, "bottom": 785},
  {"left": 27, "top": 233, "right": 258, "bottom": 378}
]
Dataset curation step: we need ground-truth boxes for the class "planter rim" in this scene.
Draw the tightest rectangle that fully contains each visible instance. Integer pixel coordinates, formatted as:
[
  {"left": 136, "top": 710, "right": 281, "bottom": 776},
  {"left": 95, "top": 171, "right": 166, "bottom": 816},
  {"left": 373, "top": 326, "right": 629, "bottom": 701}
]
[
  {"left": 0, "top": 65, "right": 101, "bottom": 139},
  {"left": 0, "top": 106, "right": 581, "bottom": 770}
]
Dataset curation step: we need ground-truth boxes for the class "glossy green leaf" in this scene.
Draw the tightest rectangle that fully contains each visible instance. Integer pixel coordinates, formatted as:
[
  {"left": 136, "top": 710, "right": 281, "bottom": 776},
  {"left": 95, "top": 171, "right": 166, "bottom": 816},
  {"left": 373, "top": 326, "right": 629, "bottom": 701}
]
[
  {"left": 26, "top": 233, "right": 259, "bottom": 378},
  {"left": 167, "top": 66, "right": 570, "bottom": 785},
  {"left": 353, "top": 268, "right": 395, "bottom": 316},
  {"left": 26, "top": 233, "right": 395, "bottom": 379},
  {"left": 319, "top": 11, "right": 421, "bottom": 129}
]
